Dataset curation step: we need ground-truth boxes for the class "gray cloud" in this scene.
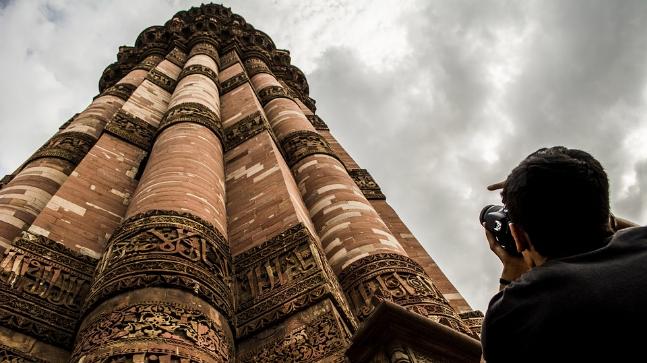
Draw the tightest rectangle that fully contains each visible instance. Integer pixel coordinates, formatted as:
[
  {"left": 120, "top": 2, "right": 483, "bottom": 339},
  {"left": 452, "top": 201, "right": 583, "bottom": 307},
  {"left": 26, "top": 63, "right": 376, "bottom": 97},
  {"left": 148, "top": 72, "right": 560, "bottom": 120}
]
[{"left": 1, "top": 0, "right": 646, "bottom": 313}]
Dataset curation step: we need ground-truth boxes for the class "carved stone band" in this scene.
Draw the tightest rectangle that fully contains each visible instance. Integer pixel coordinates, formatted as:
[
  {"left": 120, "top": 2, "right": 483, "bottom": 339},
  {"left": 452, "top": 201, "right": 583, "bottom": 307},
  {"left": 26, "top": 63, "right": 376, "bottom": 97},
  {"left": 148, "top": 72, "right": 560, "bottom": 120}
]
[
  {"left": 348, "top": 169, "right": 386, "bottom": 200},
  {"left": 223, "top": 111, "right": 270, "bottom": 152},
  {"left": 178, "top": 64, "right": 220, "bottom": 91},
  {"left": 105, "top": 109, "right": 157, "bottom": 151},
  {"left": 280, "top": 130, "right": 339, "bottom": 168},
  {"left": 306, "top": 114, "right": 329, "bottom": 130},
  {"left": 159, "top": 102, "right": 224, "bottom": 142},
  {"left": 233, "top": 223, "right": 356, "bottom": 338},
  {"left": 100, "top": 83, "right": 137, "bottom": 101},
  {"left": 338, "top": 253, "right": 473, "bottom": 336},
  {"left": 257, "top": 85, "right": 292, "bottom": 106},
  {"left": 166, "top": 47, "right": 188, "bottom": 68},
  {"left": 84, "top": 209, "right": 233, "bottom": 319},
  {"left": 29, "top": 131, "right": 96, "bottom": 166},
  {"left": 0, "top": 344, "right": 48, "bottom": 363},
  {"left": 244, "top": 58, "right": 273, "bottom": 77},
  {"left": 72, "top": 300, "right": 233, "bottom": 363},
  {"left": 0, "top": 232, "right": 96, "bottom": 348},
  {"left": 189, "top": 41, "right": 220, "bottom": 68},
  {"left": 145, "top": 67, "right": 177, "bottom": 93},
  {"left": 132, "top": 55, "right": 163, "bottom": 71},
  {"left": 459, "top": 310, "right": 484, "bottom": 337},
  {"left": 219, "top": 51, "right": 239, "bottom": 70},
  {"left": 220, "top": 72, "right": 249, "bottom": 95}
]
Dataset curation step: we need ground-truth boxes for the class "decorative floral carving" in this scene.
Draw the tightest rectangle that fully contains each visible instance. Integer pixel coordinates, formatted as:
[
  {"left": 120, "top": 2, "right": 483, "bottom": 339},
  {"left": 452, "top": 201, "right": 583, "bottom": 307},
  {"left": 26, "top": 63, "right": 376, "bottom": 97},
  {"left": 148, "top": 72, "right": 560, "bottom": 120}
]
[
  {"left": 28, "top": 131, "right": 96, "bottom": 166},
  {"left": 256, "top": 85, "right": 292, "bottom": 106},
  {"left": 105, "top": 109, "right": 157, "bottom": 150},
  {"left": 219, "top": 51, "right": 239, "bottom": 70},
  {"left": 73, "top": 302, "right": 233, "bottom": 362},
  {"left": 189, "top": 42, "right": 220, "bottom": 68},
  {"left": 338, "top": 253, "right": 473, "bottom": 336},
  {"left": 159, "top": 102, "right": 223, "bottom": 142},
  {"left": 223, "top": 111, "right": 270, "bottom": 151},
  {"left": 348, "top": 169, "right": 386, "bottom": 200},
  {"left": 178, "top": 64, "right": 219, "bottom": 88},
  {"left": 0, "top": 344, "right": 47, "bottom": 363},
  {"left": 459, "top": 310, "right": 484, "bottom": 337},
  {"left": 132, "top": 55, "right": 164, "bottom": 72},
  {"left": 280, "top": 130, "right": 339, "bottom": 167},
  {"left": 145, "top": 68, "right": 177, "bottom": 93},
  {"left": 220, "top": 72, "right": 248, "bottom": 95},
  {"left": 85, "top": 210, "right": 233, "bottom": 319},
  {"left": 238, "top": 313, "right": 348, "bottom": 363},
  {"left": 306, "top": 114, "right": 329, "bottom": 130},
  {"left": 101, "top": 83, "right": 137, "bottom": 101}
]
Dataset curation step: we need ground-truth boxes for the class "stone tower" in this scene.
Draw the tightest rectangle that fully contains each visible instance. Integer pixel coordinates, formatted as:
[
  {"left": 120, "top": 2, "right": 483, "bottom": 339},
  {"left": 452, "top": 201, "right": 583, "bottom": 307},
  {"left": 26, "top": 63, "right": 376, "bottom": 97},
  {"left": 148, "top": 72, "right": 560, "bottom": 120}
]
[{"left": 0, "top": 4, "right": 482, "bottom": 362}]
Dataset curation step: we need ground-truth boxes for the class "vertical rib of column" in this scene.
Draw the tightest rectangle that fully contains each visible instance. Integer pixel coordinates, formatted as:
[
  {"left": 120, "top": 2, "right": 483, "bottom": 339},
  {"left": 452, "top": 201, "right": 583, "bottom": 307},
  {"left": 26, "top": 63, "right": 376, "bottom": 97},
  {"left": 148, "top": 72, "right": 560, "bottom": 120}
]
[
  {"left": 244, "top": 56, "right": 472, "bottom": 336},
  {"left": 0, "top": 55, "right": 160, "bottom": 251},
  {"left": 73, "top": 41, "right": 233, "bottom": 363}
]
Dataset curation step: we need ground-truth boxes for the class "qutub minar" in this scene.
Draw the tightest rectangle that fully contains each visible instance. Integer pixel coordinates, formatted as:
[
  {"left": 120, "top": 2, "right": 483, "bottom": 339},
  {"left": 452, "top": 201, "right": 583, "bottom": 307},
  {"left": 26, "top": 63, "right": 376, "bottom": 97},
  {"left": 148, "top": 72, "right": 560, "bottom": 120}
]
[{"left": 0, "top": 4, "right": 482, "bottom": 362}]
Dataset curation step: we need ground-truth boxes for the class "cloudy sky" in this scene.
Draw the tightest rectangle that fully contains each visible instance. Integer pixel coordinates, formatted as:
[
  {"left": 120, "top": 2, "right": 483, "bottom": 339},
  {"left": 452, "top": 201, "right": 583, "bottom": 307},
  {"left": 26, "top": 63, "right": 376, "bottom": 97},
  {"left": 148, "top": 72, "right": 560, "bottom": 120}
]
[{"left": 1, "top": 0, "right": 646, "bottom": 312}]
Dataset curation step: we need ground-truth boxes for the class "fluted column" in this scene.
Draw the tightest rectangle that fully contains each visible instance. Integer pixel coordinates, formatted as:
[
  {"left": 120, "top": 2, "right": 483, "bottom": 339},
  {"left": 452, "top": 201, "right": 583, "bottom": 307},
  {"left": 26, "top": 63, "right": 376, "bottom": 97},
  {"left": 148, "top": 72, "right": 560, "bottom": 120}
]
[
  {"left": 0, "top": 55, "right": 161, "bottom": 251},
  {"left": 244, "top": 56, "right": 472, "bottom": 336},
  {"left": 72, "top": 41, "right": 233, "bottom": 363}
]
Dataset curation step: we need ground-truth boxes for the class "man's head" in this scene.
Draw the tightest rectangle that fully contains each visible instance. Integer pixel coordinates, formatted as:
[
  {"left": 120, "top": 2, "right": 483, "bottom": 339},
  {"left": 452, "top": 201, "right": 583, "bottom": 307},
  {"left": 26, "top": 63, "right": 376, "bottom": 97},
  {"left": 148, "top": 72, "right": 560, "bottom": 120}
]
[{"left": 502, "top": 146, "right": 611, "bottom": 258}]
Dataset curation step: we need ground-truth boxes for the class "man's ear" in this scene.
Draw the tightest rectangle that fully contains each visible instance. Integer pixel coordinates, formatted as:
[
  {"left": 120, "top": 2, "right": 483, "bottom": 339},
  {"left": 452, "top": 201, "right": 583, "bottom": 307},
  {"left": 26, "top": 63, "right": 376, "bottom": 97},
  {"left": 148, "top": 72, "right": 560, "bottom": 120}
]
[{"left": 509, "top": 223, "right": 531, "bottom": 253}]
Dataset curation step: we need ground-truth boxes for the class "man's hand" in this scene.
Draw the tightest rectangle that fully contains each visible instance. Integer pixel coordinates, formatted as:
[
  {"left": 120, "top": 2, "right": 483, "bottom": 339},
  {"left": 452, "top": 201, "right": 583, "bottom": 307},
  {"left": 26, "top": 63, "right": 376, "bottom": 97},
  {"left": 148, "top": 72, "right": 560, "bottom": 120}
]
[{"left": 483, "top": 223, "right": 528, "bottom": 288}]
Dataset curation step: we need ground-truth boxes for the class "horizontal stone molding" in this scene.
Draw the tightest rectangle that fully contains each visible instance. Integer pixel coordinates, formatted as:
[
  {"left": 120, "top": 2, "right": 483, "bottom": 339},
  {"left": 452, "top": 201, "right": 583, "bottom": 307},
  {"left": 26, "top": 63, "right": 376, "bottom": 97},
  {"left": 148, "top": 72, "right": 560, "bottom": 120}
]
[
  {"left": 348, "top": 168, "right": 386, "bottom": 200},
  {"left": 145, "top": 67, "right": 177, "bottom": 93},
  {"left": 220, "top": 71, "right": 249, "bottom": 95},
  {"left": 0, "top": 343, "right": 48, "bottom": 363},
  {"left": 166, "top": 47, "right": 188, "bottom": 68},
  {"left": 104, "top": 108, "right": 157, "bottom": 151},
  {"left": 100, "top": 82, "right": 137, "bottom": 101},
  {"left": 223, "top": 111, "right": 270, "bottom": 152},
  {"left": 84, "top": 210, "right": 233, "bottom": 319},
  {"left": 233, "top": 224, "right": 356, "bottom": 338},
  {"left": 257, "top": 85, "right": 292, "bottom": 106},
  {"left": 72, "top": 301, "right": 233, "bottom": 363},
  {"left": 189, "top": 41, "right": 220, "bottom": 68},
  {"left": 28, "top": 131, "right": 96, "bottom": 166},
  {"left": 219, "top": 51, "right": 238, "bottom": 70},
  {"left": 178, "top": 63, "right": 219, "bottom": 90},
  {"left": 244, "top": 57, "right": 273, "bottom": 77},
  {"left": 0, "top": 232, "right": 96, "bottom": 348},
  {"left": 159, "top": 102, "right": 224, "bottom": 142},
  {"left": 132, "top": 55, "right": 163, "bottom": 72},
  {"left": 338, "top": 253, "right": 473, "bottom": 336},
  {"left": 280, "top": 130, "right": 339, "bottom": 168},
  {"left": 306, "top": 114, "right": 329, "bottom": 130}
]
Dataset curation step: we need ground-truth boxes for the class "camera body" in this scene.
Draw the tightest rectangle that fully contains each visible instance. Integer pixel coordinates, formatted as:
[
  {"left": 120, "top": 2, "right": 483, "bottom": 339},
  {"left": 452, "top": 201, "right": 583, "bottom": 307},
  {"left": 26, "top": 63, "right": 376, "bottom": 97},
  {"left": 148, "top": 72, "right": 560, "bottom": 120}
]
[{"left": 480, "top": 205, "right": 521, "bottom": 256}]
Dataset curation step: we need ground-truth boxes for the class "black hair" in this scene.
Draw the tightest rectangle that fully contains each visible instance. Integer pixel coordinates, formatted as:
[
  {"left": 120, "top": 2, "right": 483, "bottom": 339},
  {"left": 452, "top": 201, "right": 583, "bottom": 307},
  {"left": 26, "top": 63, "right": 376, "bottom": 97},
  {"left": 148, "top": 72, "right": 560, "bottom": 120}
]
[{"left": 502, "top": 146, "right": 611, "bottom": 258}]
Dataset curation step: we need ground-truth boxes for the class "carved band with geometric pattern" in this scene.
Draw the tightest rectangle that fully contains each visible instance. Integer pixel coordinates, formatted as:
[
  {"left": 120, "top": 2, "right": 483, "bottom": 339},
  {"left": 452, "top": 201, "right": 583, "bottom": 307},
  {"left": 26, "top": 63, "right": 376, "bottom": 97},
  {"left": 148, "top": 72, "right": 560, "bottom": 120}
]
[
  {"left": 0, "top": 344, "right": 48, "bottom": 363},
  {"left": 257, "top": 85, "right": 292, "bottom": 106},
  {"left": 178, "top": 64, "right": 219, "bottom": 90},
  {"left": 223, "top": 111, "right": 270, "bottom": 152},
  {"left": 83, "top": 210, "right": 233, "bottom": 319},
  {"left": 219, "top": 51, "right": 238, "bottom": 70},
  {"left": 348, "top": 168, "right": 386, "bottom": 200},
  {"left": 100, "top": 83, "right": 137, "bottom": 101},
  {"left": 72, "top": 301, "right": 233, "bottom": 363},
  {"left": 166, "top": 47, "right": 188, "bottom": 68},
  {"left": 220, "top": 72, "right": 249, "bottom": 95},
  {"left": 189, "top": 42, "right": 220, "bottom": 68},
  {"left": 145, "top": 68, "right": 177, "bottom": 93},
  {"left": 280, "top": 130, "right": 339, "bottom": 167},
  {"left": 233, "top": 223, "right": 356, "bottom": 338},
  {"left": 338, "top": 253, "right": 474, "bottom": 337},
  {"left": 244, "top": 58, "right": 272, "bottom": 77},
  {"left": 306, "top": 114, "right": 329, "bottom": 130},
  {"left": 28, "top": 131, "right": 96, "bottom": 166},
  {"left": 158, "top": 102, "right": 224, "bottom": 142},
  {"left": 0, "top": 232, "right": 96, "bottom": 348},
  {"left": 459, "top": 310, "right": 484, "bottom": 337},
  {"left": 104, "top": 108, "right": 158, "bottom": 150},
  {"left": 132, "top": 55, "right": 163, "bottom": 72}
]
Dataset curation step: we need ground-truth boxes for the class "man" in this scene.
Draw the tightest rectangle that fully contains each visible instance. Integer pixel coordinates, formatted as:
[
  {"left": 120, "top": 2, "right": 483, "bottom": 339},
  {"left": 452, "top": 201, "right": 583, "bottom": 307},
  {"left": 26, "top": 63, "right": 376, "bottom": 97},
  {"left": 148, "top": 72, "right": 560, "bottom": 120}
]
[{"left": 481, "top": 146, "right": 645, "bottom": 362}]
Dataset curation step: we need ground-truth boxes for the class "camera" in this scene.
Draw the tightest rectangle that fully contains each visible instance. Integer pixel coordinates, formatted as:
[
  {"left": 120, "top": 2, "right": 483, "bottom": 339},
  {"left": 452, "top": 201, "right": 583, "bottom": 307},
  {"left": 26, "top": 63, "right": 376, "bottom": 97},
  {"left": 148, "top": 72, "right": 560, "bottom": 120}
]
[{"left": 479, "top": 205, "right": 520, "bottom": 256}]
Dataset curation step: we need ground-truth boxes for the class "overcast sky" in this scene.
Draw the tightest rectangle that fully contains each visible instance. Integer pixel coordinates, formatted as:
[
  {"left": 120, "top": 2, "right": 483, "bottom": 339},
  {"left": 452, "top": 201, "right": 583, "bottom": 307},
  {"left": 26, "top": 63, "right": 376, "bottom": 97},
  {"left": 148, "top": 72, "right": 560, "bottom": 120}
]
[{"left": 1, "top": 0, "right": 646, "bottom": 313}]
